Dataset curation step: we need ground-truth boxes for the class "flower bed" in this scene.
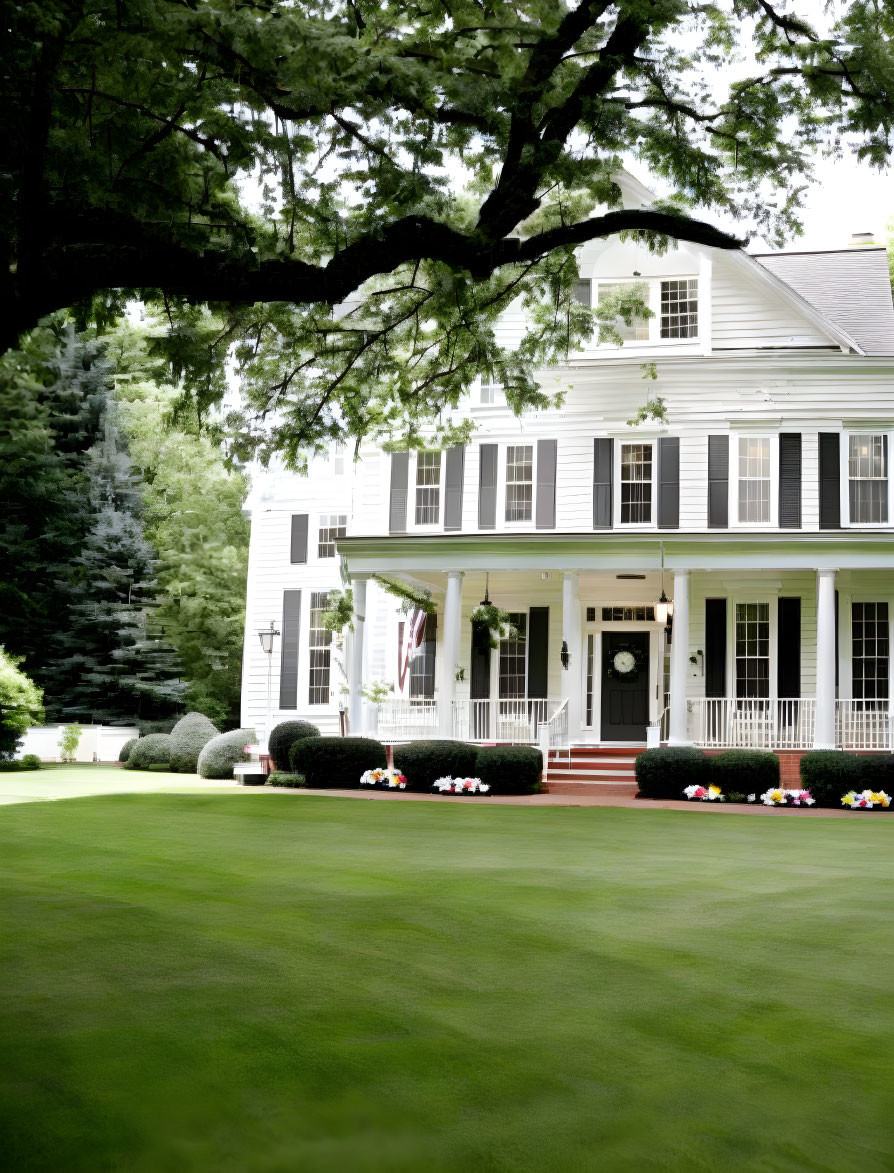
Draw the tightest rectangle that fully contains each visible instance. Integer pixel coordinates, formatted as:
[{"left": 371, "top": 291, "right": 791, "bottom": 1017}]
[
  {"left": 754, "top": 788, "right": 815, "bottom": 807},
  {"left": 432, "top": 776, "right": 490, "bottom": 796},
  {"left": 683, "top": 784, "right": 723, "bottom": 802},
  {"left": 359, "top": 768, "right": 408, "bottom": 790},
  {"left": 841, "top": 789, "right": 891, "bottom": 809}
]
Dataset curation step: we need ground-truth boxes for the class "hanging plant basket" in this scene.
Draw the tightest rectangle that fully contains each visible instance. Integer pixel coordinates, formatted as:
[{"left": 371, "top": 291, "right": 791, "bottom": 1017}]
[
  {"left": 470, "top": 604, "right": 519, "bottom": 650},
  {"left": 605, "top": 642, "right": 646, "bottom": 680}
]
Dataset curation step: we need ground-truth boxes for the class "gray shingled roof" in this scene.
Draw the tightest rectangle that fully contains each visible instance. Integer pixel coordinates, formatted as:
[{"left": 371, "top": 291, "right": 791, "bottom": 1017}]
[{"left": 753, "top": 247, "right": 894, "bottom": 356}]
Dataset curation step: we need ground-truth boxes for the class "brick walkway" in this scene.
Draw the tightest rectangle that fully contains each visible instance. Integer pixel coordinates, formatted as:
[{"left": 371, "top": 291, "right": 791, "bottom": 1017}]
[{"left": 265, "top": 786, "right": 884, "bottom": 818}]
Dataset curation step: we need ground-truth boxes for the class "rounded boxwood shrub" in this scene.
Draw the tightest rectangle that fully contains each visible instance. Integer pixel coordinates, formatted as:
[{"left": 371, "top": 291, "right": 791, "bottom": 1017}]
[
  {"left": 475, "top": 746, "right": 542, "bottom": 794},
  {"left": 393, "top": 740, "right": 480, "bottom": 792},
  {"left": 197, "top": 728, "right": 257, "bottom": 779},
  {"left": 269, "top": 720, "right": 321, "bottom": 772},
  {"left": 635, "top": 747, "right": 708, "bottom": 799},
  {"left": 169, "top": 712, "right": 220, "bottom": 773},
  {"left": 289, "top": 736, "right": 386, "bottom": 788},
  {"left": 859, "top": 754, "right": 894, "bottom": 793},
  {"left": 118, "top": 737, "right": 139, "bottom": 763},
  {"left": 711, "top": 749, "right": 780, "bottom": 794},
  {"left": 799, "top": 750, "right": 863, "bottom": 806},
  {"left": 20, "top": 753, "right": 41, "bottom": 770},
  {"left": 126, "top": 733, "right": 172, "bottom": 770}
]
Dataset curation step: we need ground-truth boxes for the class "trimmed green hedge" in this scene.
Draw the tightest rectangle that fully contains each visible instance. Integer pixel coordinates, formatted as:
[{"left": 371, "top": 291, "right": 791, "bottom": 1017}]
[
  {"left": 269, "top": 720, "right": 321, "bottom": 771},
  {"left": 118, "top": 738, "right": 139, "bottom": 763},
  {"left": 635, "top": 747, "right": 708, "bottom": 799},
  {"left": 392, "top": 740, "right": 480, "bottom": 792},
  {"left": 169, "top": 712, "right": 219, "bottom": 773},
  {"left": 267, "top": 771, "right": 306, "bottom": 788},
  {"left": 197, "top": 728, "right": 256, "bottom": 779},
  {"left": 289, "top": 737, "right": 386, "bottom": 788},
  {"left": 475, "top": 746, "right": 542, "bottom": 794},
  {"left": 711, "top": 749, "right": 780, "bottom": 794},
  {"left": 859, "top": 754, "right": 894, "bottom": 793},
  {"left": 126, "top": 733, "right": 172, "bottom": 770},
  {"left": 0, "top": 756, "right": 41, "bottom": 772},
  {"left": 799, "top": 751, "right": 863, "bottom": 806}
]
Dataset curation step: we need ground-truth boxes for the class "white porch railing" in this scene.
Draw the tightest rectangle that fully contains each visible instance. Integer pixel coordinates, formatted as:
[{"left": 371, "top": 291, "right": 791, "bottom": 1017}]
[
  {"left": 836, "top": 701, "right": 892, "bottom": 750},
  {"left": 376, "top": 699, "right": 439, "bottom": 742},
  {"left": 687, "top": 699, "right": 816, "bottom": 750},
  {"left": 452, "top": 697, "right": 566, "bottom": 743}
]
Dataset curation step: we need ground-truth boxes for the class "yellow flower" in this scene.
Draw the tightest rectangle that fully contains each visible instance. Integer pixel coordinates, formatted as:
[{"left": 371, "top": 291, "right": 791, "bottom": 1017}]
[
  {"left": 708, "top": 785, "right": 721, "bottom": 796},
  {"left": 842, "top": 792, "right": 855, "bottom": 806}
]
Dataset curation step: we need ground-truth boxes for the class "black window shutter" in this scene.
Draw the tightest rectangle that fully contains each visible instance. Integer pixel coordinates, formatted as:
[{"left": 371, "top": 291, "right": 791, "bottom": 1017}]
[
  {"left": 470, "top": 620, "right": 492, "bottom": 699},
  {"left": 657, "top": 437, "right": 680, "bottom": 529},
  {"left": 527, "top": 607, "right": 549, "bottom": 699},
  {"left": 835, "top": 588, "right": 839, "bottom": 687},
  {"left": 444, "top": 446, "right": 465, "bottom": 531},
  {"left": 535, "top": 440, "right": 557, "bottom": 529},
  {"left": 289, "top": 514, "right": 308, "bottom": 564},
  {"left": 779, "top": 433, "right": 802, "bottom": 529},
  {"left": 707, "top": 436, "right": 729, "bottom": 528},
  {"left": 593, "top": 438, "right": 613, "bottom": 528},
  {"left": 389, "top": 452, "right": 409, "bottom": 533},
  {"left": 705, "top": 598, "right": 727, "bottom": 697},
  {"left": 777, "top": 597, "right": 801, "bottom": 698},
  {"left": 478, "top": 444, "right": 498, "bottom": 529},
  {"left": 278, "top": 590, "right": 301, "bottom": 708},
  {"left": 818, "top": 432, "right": 841, "bottom": 529}
]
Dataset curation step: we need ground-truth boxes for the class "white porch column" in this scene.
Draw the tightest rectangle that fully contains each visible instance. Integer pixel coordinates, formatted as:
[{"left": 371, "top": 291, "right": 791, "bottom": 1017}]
[
  {"left": 440, "top": 571, "right": 464, "bottom": 736},
  {"left": 668, "top": 569, "right": 691, "bottom": 745},
  {"left": 814, "top": 568, "right": 837, "bottom": 749},
  {"left": 561, "top": 571, "right": 582, "bottom": 736},
  {"left": 349, "top": 576, "right": 368, "bottom": 735}
]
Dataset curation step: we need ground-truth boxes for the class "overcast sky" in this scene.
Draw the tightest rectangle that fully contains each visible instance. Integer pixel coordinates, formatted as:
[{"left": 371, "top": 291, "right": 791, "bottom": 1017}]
[{"left": 789, "top": 155, "right": 893, "bottom": 251}]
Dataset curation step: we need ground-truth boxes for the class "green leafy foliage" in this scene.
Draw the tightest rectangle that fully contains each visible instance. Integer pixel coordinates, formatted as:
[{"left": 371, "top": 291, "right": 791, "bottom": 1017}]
[
  {"left": 9, "top": 2, "right": 894, "bottom": 458},
  {"left": 266, "top": 772, "right": 306, "bottom": 789},
  {"left": 319, "top": 590, "right": 353, "bottom": 634},
  {"left": 800, "top": 750, "right": 873, "bottom": 805},
  {"left": 118, "top": 738, "right": 139, "bottom": 763},
  {"left": 268, "top": 720, "right": 321, "bottom": 772},
  {"left": 288, "top": 737, "right": 386, "bottom": 789},
  {"left": 58, "top": 724, "right": 82, "bottom": 763},
  {"left": 470, "top": 605, "right": 519, "bottom": 650},
  {"left": 392, "top": 741, "right": 480, "bottom": 793},
  {"left": 635, "top": 747, "right": 709, "bottom": 799},
  {"left": 0, "top": 649, "right": 44, "bottom": 761},
  {"left": 126, "top": 733, "right": 172, "bottom": 770},
  {"left": 197, "top": 728, "right": 256, "bottom": 780},
  {"left": 169, "top": 712, "right": 220, "bottom": 774},
  {"left": 711, "top": 750, "right": 780, "bottom": 794},
  {"left": 475, "top": 747, "right": 543, "bottom": 795}
]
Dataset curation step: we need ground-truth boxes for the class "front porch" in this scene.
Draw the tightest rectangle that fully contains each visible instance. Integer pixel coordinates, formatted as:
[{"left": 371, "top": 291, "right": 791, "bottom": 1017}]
[{"left": 339, "top": 532, "right": 894, "bottom": 756}]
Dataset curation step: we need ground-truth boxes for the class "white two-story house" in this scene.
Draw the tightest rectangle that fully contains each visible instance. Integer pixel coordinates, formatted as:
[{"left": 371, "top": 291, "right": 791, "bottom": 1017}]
[{"left": 241, "top": 175, "right": 894, "bottom": 771}]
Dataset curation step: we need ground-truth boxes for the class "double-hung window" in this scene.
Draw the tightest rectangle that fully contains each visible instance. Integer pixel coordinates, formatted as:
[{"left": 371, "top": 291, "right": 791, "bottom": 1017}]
[
  {"left": 597, "top": 282, "right": 650, "bottom": 342},
  {"left": 415, "top": 452, "right": 441, "bottom": 525},
  {"left": 849, "top": 435, "right": 888, "bottom": 524},
  {"left": 620, "top": 442, "right": 652, "bottom": 524},
  {"left": 505, "top": 445, "right": 533, "bottom": 522},
  {"left": 735, "top": 603, "right": 770, "bottom": 699},
  {"left": 499, "top": 612, "right": 527, "bottom": 698},
  {"left": 660, "top": 279, "right": 698, "bottom": 339},
  {"left": 318, "top": 514, "right": 346, "bottom": 558},
  {"left": 852, "top": 602, "right": 889, "bottom": 710},
  {"left": 308, "top": 591, "right": 332, "bottom": 704},
  {"left": 737, "top": 437, "right": 771, "bottom": 524}
]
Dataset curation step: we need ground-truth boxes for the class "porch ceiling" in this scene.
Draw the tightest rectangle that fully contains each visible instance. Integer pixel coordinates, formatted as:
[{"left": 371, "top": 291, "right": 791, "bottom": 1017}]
[{"left": 337, "top": 531, "right": 894, "bottom": 575}]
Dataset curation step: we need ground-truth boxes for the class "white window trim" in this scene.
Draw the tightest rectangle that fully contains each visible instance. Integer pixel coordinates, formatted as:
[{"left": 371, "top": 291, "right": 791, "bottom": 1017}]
[
  {"left": 729, "top": 434, "right": 779, "bottom": 529},
  {"left": 589, "top": 275, "right": 702, "bottom": 350},
  {"left": 497, "top": 443, "right": 537, "bottom": 529},
  {"left": 408, "top": 450, "right": 443, "bottom": 532},
  {"left": 840, "top": 430, "right": 894, "bottom": 528},
  {"left": 613, "top": 438, "right": 658, "bottom": 528},
  {"left": 317, "top": 513, "right": 347, "bottom": 560},
  {"left": 476, "top": 375, "right": 506, "bottom": 410}
]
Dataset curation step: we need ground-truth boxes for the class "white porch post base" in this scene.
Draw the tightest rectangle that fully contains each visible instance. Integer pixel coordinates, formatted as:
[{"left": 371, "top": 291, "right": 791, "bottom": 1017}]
[
  {"left": 561, "top": 571, "right": 582, "bottom": 738},
  {"left": 667, "top": 569, "right": 691, "bottom": 745},
  {"left": 440, "top": 571, "right": 464, "bottom": 737},
  {"left": 349, "top": 576, "right": 367, "bottom": 736},
  {"left": 814, "top": 568, "right": 838, "bottom": 749}
]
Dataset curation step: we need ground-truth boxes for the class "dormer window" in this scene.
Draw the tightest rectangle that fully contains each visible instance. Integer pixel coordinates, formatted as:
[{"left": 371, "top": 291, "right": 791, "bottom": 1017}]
[
  {"left": 660, "top": 279, "right": 698, "bottom": 338},
  {"left": 598, "top": 282, "right": 650, "bottom": 342}
]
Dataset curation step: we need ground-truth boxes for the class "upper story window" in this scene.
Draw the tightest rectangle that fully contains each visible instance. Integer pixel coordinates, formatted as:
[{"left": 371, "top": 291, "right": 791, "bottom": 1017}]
[
  {"left": 737, "top": 437, "right": 771, "bottom": 524},
  {"left": 415, "top": 451, "right": 441, "bottom": 525},
  {"left": 597, "top": 282, "right": 650, "bottom": 342},
  {"left": 333, "top": 442, "right": 345, "bottom": 476},
  {"left": 849, "top": 435, "right": 888, "bottom": 524},
  {"left": 318, "top": 513, "right": 346, "bottom": 558},
  {"left": 480, "top": 377, "right": 502, "bottom": 404},
  {"left": 620, "top": 442, "right": 652, "bottom": 524},
  {"left": 660, "top": 279, "right": 698, "bottom": 339},
  {"left": 505, "top": 445, "right": 533, "bottom": 522},
  {"left": 573, "top": 279, "right": 592, "bottom": 306}
]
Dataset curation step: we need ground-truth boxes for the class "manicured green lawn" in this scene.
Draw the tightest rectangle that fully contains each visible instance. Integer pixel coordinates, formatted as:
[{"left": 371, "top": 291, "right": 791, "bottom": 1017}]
[{"left": 1, "top": 796, "right": 893, "bottom": 1172}]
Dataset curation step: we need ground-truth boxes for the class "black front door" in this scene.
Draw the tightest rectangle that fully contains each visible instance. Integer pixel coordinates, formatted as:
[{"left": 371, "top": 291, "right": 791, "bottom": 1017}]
[{"left": 601, "top": 631, "right": 650, "bottom": 741}]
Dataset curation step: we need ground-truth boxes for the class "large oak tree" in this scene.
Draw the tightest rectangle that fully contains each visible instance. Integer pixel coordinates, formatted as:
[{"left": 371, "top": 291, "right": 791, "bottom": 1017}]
[{"left": 6, "top": 0, "right": 894, "bottom": 459}]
